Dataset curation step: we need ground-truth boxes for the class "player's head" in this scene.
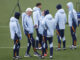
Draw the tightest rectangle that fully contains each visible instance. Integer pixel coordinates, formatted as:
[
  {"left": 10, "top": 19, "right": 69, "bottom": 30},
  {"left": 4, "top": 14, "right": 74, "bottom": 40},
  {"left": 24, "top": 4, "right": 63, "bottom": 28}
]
[
  {"left": 67, "top": 2, "right": 74, "bottom": 11},
  {"left": 42, "top": 10, "right": 45, "bottom": 16},
  {"left": 36, "top": 3, "right": 42, "bottom": 9},
  {"left": 14, "top": 12, "right": 20, "bottom": 19},
  {"left": 44, "top": 10, "right": 49, "bottom": 16},
  {"left": 25, "top": 8, "right": 33, "bottom": 16},
  {"left": 56, "top": 4, "right": 62, "bottom": 10}
]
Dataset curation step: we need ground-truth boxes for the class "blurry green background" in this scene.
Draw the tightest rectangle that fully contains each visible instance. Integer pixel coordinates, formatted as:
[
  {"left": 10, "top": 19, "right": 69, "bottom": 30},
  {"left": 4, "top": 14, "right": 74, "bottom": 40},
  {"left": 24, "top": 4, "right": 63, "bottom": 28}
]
[{"left": 0, "top": 0, "right": 80, "bottom": 60}]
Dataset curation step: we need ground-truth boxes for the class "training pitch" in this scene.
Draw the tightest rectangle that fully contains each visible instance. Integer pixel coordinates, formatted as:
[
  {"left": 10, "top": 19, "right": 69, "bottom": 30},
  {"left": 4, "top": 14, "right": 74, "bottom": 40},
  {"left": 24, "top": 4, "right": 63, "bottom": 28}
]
[{"left": 0, "top": 0, "right": 80, "bottom": 60}]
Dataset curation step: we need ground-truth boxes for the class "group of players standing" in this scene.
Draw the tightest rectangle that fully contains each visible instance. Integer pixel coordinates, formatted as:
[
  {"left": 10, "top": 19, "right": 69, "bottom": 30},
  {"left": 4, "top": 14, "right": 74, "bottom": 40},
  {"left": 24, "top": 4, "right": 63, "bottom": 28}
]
[{"left": 9, "top": 2, "right": 78, "bottom": 59}]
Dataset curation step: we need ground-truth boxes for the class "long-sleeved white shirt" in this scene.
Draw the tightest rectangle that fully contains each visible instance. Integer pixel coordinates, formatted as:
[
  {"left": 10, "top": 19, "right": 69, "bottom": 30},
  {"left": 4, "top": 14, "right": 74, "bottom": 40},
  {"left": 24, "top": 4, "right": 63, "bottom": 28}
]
[
  {"left": 22, "top": 13, "right": 34, "bottom": 34},
  {"left": 55, "top": 9, "right": 67, "bottom": 29},
  {"left": 9, "top": 17, "right": 22, "bottom": 40},
  {"left": 42, "top": 14, "right": 56, "bottom": 37}
]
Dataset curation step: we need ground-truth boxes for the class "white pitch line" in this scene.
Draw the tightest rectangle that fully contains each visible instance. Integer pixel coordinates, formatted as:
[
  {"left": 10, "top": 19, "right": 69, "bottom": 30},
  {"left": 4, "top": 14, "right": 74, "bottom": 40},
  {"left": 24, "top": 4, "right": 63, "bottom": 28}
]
[
  {"left": 0, "top": 47, "right": 26, "bottom": 49},
  {"left": 0, "top": 45, "right": 79, "bottom": 49},
  {"left": 0, "top": 46, "right": 57, "bottom": 49},
  {"left": 0, "top": 26, "right": 9, "bottom": 28}
]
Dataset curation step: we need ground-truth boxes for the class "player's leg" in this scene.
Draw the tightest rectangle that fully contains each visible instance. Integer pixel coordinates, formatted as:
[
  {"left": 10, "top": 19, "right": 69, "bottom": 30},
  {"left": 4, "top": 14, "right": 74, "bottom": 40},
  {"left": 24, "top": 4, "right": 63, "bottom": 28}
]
[
  {"left": 24, "top": 31, "right": 32, "bottom": 57},
  {"left": 44, "top": 36, "right": 48, "bottom": 56},
  {"left": 41, "top": 41, "right": 45, "bottom": 57},
  {"left": 70, "top": 27, "right": 77, "bottom": 49},
  {"left": 70, "top": 27, "right": 74, "bottom": 48},
  {"left": 30, "top": 34, "right": 40, "bottom": 57},
  {"left": 60, "top": 30, "right": 66, "bottom": 49},
  {"left": 26, "top": 36, "right": 31, "bottom": 55},
  {"left": 73, "top": 33, "right": 77, "bottom": 46},
  {"left": 43, "top": 29, "right": 48, "bottom": 55},
  {"left": 35, "top": 29, "right": 39, "bottom": 49},
  {"left": 48, "top": 37, "right": 53, "bottom": 59},
  {"left": 30, "top": 34, "right": 36, "bottom": 52},
  {"left": 41, "top": 36, "right": 47, "bottom": 58},
  {"left": 72, "top": 26, "right": 77, "bottom": 47},
  {"left": 56, "top": 29, "right": 61, "bottom": 50},
  {"left": 16, "top": 40, "right": 22, "bottom": 59},
  {"left": 13, "top": 34, "right": 18, "bottom": 58},
  {"left": 13, "top": 34, "right": 21, "bottom": 59},
  {"left": 16, "top": 40, "right": 20, "bottom": 56},
  {"left": 38, "top": 34, "right": 42, "bottom": 49},
  {"left": 13, "top": 39, "right": 17, "bottom": 58}
]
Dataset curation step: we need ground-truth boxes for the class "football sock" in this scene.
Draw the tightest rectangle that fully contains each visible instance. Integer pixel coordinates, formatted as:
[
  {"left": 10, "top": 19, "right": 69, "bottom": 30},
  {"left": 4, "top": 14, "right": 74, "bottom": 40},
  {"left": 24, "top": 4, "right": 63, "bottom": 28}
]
[
  {"left": 50, "top": 47, "right": 53, "bottom": 56},
  {"left": 35, "top": 37, "right": 39, "bottom": 48},
  {"left": 63, "top": 41, "right": 66, "bottom": 48},
  {"left": 74, "top": 40, "right": 76, "bottom": 46},
  {"left": 26, "top": 43, "right": 31, "bottom": 54},
  {"left": 13, "top": 49, "right": 16, "bottom": 57}
]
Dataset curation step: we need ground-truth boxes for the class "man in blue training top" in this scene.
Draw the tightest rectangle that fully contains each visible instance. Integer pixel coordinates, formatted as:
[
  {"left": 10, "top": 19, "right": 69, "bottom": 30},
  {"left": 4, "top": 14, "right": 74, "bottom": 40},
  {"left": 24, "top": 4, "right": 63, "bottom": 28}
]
[
  {"left": 9, "top": 12, "right": 22, "bottom": 59},
  {"left": 42, "top": 10, "right": 56, "bottom": 59},
  {"left": 33, "top": 3, "right": 42, "bottom": 49},
  {"left": 22, "top": 8, "right": 40, "bottom": 57},
  {"left": 67, "top": 2, "right": 78, "bottom": 49},
  {"left": 55, "top": 4, "right": 67, "bottom": 50}
]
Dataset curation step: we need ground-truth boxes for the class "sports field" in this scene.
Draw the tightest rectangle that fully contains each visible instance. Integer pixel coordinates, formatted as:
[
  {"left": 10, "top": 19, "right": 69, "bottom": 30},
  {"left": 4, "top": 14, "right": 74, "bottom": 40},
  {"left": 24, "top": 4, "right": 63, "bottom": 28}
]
[{"left": 0, "top": 0, "right": 80, "bottom": 60}]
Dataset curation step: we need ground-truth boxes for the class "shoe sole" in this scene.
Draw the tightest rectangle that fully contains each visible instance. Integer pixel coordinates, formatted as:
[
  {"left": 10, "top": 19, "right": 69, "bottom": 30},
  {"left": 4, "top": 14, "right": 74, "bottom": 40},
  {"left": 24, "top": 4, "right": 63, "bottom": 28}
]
[
  {"left": 34, "top": 55, "right": 39, "bottom": 56},
  {"left": 24, "top": 56, "right": 31, "bottom": 57},
  {"left": 63, "top": 48, "right": 66, "bottom": 50},
  {"left": 50, "top": 57, "right": 53, "bottom": 59},
  {"left": 41, "top": 56, "right": 45, "bottom": 59},
  {"left": 56, "top": 48, "right": 61, "bottom": 51}
]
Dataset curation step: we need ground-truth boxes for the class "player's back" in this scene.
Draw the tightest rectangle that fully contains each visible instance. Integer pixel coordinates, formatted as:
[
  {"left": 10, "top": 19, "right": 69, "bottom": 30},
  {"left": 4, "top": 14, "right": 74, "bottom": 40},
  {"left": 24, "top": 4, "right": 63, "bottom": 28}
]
[
  {"left": 57, "top": 9, "right": 66, "bottom": 29},
  {"left": 9, "top": 17, "right": 18, "bottom": 40},
  {"left": 45, "top": 14, "right": 56, "bottom": 37}
]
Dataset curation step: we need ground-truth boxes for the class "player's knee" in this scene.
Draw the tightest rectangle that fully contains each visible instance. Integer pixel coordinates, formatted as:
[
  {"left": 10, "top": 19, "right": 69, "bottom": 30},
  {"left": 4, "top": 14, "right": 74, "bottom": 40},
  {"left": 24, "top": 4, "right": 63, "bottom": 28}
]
[
  {"left": 58, "top": 39, "right": 61, "bottom": 43},
  {"left": 13, "top": 44, "right": 16, "bottom": 50},
  {"left": 36, "top": 36, "right": 39, "bottom": 41},
  {"left": 27, "top": 43, "right": 31, "bottom": 47},
  {"left": 62, "top": 37, "right": 65, "bottom": 41},
  {"left": 43, "top": 43, "right": 46, "bottom": 48},
  {"left": 61, "top": 34, "right": 64, "bottom": 38},
  {"left": 50, "top": 42, "right": 53, "bottom": 48}
]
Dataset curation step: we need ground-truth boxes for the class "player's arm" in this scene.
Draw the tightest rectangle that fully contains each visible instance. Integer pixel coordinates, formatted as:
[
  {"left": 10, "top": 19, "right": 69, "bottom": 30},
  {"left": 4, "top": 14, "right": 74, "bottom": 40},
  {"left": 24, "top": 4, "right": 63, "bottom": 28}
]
[
  {"left": 23, "top": 17, "right": 29, "bottom": 32},
  {"left": 68, "top": 12, "right": 72, "bottom": 26},
  {"left": 54, "top": 13, "right": 59, "bottom": 26},
  {"left": 74, "top": 12, "right": 78, "bottom": 26},
  {"left": 42, "top": 18, "right": 46, "bottom": 29},
  {"left": 65, "top": 14, "right": 67, "bottom": 24},
  {"left": 33, "top": 12, "right": 38, "bottom": 28},
  {"left": 53, "top": 19, "right": 57, "bottom": 30},
  {"left": 22, "top": 13, "right": 26, "bottom": 26},
  {"left": 15, "top": 22, "right": 22, "bottom": 40}
]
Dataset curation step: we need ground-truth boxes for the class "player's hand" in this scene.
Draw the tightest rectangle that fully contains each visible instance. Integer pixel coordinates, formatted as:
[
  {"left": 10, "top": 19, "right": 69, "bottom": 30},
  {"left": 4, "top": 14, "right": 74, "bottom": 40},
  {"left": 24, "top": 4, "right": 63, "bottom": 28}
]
[
  {"left": 34, "top": 25, "right": 38, "bottom": 28},
  {"left": 66, "top": 22, "right": 68, "bottom": 25},
  {"left": 19, "top": 37, "right": 22, "bottom": 40}
]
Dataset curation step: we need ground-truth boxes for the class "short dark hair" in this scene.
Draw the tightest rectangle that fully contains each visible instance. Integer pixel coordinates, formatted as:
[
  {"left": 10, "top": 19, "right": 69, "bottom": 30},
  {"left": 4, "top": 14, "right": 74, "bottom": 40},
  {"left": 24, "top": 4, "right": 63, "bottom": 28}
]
[
  {"left": 14, "top": 12, "right": 20, "bottom": 19},
  {"left": 36, "top": 3, "right": 42, "bottom": 6},
  {"left": 56, "top": 4, "right": 62, "bottom": 10},
  {"left": 44, "top": 10, "right": 49, "bottom": 16}
]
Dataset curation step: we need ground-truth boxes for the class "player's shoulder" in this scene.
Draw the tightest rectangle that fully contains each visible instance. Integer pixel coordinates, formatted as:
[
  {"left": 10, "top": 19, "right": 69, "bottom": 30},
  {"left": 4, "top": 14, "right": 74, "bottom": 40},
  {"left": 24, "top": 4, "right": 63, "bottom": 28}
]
[
  {"left": 55, "top": 10, "right": 59, "bottom": 16},
  {"left": 69, "top": 9, "right": 77, "bottom": 15},
  {"left": 10, "top": 16, "right": 14, "bottom": 19},
  {"left": 45, "top": 14, "right": 53, "bottom": 19},
  {"left": 22, "top": 12, "right": 26, "bottom": 16},
  {"left": 10, "top": 17, "right": 18, "bottom": 23},
  {"left": 73, "top": 9, "right": 77, "bottom": 14}
]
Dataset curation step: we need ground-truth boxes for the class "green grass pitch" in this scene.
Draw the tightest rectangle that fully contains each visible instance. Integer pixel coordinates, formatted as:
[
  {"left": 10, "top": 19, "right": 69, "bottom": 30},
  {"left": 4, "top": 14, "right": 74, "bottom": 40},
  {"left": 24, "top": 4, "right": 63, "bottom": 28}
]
[{"left": 0, "top": 0, "right": 80, "bottom": 60}]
